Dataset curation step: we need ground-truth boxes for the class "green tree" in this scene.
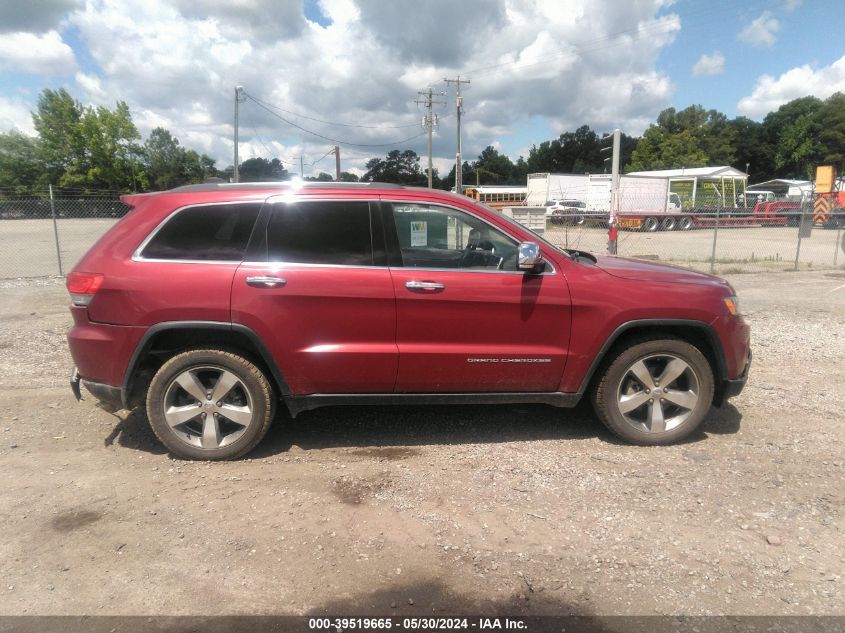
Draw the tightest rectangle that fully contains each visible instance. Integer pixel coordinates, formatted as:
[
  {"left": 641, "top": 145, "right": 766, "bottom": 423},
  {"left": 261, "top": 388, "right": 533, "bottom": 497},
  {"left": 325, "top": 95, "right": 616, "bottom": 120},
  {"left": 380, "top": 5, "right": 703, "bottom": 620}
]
[
  {"left": 305, "top": 171, "right": 334, "bottom": 181},
  {"left": 338, "top": 171, "right": 360, "bottom": 182},
  {"left": 471, "top": 145, "right": 514, "bottom": 184},
  {"left": 31, "top": 88, "right": 84, "bottom": 183},
  {"left": 143, "top": 127, "right": 218, "bottom": 190},
  {"left": 441, "top": 161, "right": 473, "bottom": 190},
  {"left": 239, "top": 157, "right": 288, "bottom": 181},
  {"left": 143, "top": 128, "right": 186, "bottom": 190},
  {"left": 526, "top": 126, "right": 638, "bottom": 175},
  {"left": 815, "top": 92, "right": 845, "bottom": 167},
  {"left": 761, "top": 96, "right": 824, "bottom": 178},
  {"left": 66, "top": 101, "right": 142, "bottom": 189},
  {"left": 0, "top": 132, "right": 44, "bottom": 189},
  {"left": 627, "top": 105, "right": 735, "bottom": 171},
  {"left": 362, "top": 149, "right": 429, "bottom": 185},
  {"left": 727, "top": 116, "right": 774, "bottom": 182}
]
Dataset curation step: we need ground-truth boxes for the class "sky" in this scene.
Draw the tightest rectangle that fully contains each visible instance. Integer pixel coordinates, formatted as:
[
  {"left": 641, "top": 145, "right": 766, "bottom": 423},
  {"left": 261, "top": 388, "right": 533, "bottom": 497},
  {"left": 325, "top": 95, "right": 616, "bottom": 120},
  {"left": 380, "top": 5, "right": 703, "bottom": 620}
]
[{"left": 0, "top": 0, "right": 844, "bottom": 178}]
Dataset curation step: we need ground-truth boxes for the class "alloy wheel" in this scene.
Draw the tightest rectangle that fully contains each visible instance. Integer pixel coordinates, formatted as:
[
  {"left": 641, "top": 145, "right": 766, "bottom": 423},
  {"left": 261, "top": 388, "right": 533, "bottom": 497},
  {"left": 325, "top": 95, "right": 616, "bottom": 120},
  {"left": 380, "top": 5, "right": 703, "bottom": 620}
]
[
  {"left": 162, "top": 365, "right": 254, "bottom": 450},
  {"left": 616, "top": 354, "right": 700, "bottom": 433}
]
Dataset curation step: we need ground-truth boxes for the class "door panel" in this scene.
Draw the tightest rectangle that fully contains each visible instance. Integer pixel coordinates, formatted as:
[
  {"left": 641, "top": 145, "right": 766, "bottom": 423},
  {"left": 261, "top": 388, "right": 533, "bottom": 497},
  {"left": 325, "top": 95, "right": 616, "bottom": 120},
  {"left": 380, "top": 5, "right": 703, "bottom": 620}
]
[
  {"left": 230, "top": 199, "right": 397, "bottom": 395},
  {"left": 384, "top": 201, "right": 571, "bottom": 393},
  {"left": 390, "top": 269, "right": 570, "bottom": 392},
  {"left": 232, "top": 264, "right": 397, "bottom": 394}
]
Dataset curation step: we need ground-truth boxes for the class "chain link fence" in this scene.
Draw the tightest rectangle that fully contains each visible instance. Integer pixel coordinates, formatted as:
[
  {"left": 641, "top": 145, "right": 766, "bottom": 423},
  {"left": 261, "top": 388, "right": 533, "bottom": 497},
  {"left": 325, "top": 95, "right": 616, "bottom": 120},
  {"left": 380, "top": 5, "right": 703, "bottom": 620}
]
[
  {"left": 0, "top": 187, "right": 130, "bottom": 278},
  {"left": 1, "top": 186, "right": 843, "bottom": 279},
  {"left": 533, "top": 194, "right": 845, "bottom": 275}
]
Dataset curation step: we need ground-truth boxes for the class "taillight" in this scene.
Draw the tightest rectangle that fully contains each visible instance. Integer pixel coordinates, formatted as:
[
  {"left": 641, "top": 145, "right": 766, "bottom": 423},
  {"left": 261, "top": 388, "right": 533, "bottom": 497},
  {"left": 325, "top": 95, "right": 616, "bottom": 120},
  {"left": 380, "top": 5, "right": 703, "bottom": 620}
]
[{"left": 67, "top": 272, "right": 104, "bottom": 306}]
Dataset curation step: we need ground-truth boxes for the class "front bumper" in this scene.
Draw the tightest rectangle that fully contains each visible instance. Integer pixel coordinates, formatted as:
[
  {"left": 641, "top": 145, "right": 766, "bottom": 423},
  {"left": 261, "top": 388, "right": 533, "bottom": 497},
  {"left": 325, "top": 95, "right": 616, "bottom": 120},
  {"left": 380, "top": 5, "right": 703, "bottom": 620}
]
[
  {"left": 721, "top": 350, "right": 751, "bottom": 403},
  {"left": 70, "top": 367, "right": 124, "bottom": 412}
]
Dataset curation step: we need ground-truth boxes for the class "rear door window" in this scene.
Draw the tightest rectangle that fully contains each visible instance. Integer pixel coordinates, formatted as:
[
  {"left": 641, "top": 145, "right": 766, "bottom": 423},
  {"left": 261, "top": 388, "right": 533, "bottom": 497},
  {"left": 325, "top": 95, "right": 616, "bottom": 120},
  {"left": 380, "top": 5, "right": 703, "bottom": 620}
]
[
  {"left": 266, "top": 200, "right": 376, "bottom": 266},
  {"left": 141, "top": 203, "right": 261, "bottom": 261}
]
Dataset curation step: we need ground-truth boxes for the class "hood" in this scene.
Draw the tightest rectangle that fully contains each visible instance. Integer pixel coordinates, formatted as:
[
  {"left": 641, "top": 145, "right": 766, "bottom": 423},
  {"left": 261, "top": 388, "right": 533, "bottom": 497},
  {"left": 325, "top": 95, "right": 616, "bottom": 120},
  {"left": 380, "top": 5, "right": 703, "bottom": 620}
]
[{"left": 593, "top": 255, "right": 729, "bottom": 286}]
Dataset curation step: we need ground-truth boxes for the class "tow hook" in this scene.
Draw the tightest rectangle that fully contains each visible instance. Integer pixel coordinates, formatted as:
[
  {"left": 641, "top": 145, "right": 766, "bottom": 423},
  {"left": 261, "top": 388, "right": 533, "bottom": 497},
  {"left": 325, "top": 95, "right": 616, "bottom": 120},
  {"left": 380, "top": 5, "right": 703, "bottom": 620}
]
[{"left": 70, "top": 368, "right": 82, "bottom": 401}]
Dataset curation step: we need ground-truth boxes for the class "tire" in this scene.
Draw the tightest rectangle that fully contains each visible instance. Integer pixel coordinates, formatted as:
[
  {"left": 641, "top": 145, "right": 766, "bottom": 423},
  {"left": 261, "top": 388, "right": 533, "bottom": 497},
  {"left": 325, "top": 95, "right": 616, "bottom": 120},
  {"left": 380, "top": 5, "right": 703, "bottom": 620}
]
[
  {"left": 642, "top": 217, "right": 659, "bottom": 232},
  {"left": 679, "top": 216, "right": 693, "bottom": 231},
  {"left": 146, "top": 349, "right": 274, "bottom": 460},
  {"left": 591, "top": 338, "right": 714, "bottom": 446},
  {"left": 661, "top": 216, "right": 677, "bottom": 231}
]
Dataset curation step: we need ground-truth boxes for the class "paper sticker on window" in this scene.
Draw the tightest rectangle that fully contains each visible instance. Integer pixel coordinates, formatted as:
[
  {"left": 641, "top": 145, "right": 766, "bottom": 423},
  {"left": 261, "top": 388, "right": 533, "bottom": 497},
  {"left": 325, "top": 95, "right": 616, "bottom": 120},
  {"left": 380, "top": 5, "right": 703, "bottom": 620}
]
[{"left": 410, "top": 221, "right": 427, "bottom": 247}]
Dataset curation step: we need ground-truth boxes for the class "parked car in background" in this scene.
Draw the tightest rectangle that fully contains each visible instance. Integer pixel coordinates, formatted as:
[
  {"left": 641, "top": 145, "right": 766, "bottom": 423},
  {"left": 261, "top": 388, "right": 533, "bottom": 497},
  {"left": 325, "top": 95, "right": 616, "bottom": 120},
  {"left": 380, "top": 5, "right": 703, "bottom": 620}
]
[{"left": 545, "top": 199, "right": 589, "bottom": 224}]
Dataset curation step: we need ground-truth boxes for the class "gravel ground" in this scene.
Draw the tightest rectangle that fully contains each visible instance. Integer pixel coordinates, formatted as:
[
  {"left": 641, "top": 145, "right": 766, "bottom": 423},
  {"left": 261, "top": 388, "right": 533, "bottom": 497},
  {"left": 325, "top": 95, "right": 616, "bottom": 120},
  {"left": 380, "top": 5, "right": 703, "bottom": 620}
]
[{"left": 0, "top": 271, "right": 843, "bottom": 618}]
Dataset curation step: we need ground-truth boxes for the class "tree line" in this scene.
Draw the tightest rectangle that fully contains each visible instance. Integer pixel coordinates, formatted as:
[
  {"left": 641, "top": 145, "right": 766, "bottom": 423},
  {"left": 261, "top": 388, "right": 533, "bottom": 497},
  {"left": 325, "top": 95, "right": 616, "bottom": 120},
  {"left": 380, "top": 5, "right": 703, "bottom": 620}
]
[{"left": 1, "top": 87, "right": 843, "bottom": 194}]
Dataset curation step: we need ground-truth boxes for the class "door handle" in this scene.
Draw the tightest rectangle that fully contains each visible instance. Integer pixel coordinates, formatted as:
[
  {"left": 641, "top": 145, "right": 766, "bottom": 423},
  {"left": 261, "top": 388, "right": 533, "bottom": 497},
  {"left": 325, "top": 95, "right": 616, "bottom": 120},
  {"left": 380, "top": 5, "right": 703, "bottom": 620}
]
[
  {"left": 405, "top": 280, "right": 445, "bottom": 292},
  {"left": 246, "top": 276, "right": 287, "bottom": 288}
]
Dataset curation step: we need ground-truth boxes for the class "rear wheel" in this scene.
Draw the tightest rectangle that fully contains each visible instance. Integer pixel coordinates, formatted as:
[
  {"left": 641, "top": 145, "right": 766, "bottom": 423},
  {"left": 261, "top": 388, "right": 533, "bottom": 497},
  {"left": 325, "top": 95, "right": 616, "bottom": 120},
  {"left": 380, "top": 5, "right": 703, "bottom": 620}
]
[
  {"left": 642, "top": 217, "right": 660, "bottom": 232},
  {"left": 592, "top": 338, "right": 714, "bottom": 445},
  {"left": 146, "top": 349, "right": 274, "bottom": 460},
  {"left": 679, "top": 216, "right": 693, "bottom": 231}
]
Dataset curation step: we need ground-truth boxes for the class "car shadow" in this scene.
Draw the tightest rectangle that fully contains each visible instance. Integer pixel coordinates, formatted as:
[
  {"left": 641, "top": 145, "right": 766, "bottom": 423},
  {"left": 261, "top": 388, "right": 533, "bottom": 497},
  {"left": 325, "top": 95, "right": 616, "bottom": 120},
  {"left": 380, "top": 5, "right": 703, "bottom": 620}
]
[
  {"left": 252, "top": 399, "right": 607, "bottom": 457},
  {"left": 103, "top": 407, "right": 168, "bottom": 456},
  {"left": 102, "top": 400, "right": 742, "bottom": 459}
]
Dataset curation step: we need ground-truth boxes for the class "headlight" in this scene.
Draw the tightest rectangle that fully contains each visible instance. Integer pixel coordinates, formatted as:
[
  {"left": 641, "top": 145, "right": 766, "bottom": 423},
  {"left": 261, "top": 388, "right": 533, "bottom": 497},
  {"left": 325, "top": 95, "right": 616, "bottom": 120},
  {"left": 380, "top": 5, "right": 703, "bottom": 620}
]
[{"left": 723, "top": 295, "right": 740, "bottom": 316}]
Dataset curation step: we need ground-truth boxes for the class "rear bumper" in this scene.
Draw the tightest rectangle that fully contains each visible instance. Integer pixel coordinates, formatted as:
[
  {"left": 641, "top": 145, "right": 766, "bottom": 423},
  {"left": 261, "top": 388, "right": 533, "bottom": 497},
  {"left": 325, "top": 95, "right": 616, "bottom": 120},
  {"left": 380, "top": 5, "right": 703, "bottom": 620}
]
[
  {"left": 67, "top": 306, "right": 146, "bottom": 388},
  {"left": 70, "top": 367, "right": 124, "bottom": 411}
]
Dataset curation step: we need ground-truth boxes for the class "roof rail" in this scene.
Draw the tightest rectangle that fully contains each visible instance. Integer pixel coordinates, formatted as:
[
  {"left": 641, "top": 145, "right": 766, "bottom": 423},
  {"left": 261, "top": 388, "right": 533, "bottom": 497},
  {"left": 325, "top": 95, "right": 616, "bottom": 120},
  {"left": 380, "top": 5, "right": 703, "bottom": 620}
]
[{"left": 168, "top": 181, "right": 407, "bottom": 193}]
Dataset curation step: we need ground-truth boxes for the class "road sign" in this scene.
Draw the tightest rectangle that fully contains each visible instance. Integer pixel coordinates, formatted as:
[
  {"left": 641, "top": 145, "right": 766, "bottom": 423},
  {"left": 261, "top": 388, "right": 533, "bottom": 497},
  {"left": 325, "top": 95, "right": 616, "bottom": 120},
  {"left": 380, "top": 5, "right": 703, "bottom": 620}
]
[
  {"left": 813, "top": 197, "right": 832, "bottom": 224},
  {"left": 815, "top": 165, "right": 837, "bottom": 194}
]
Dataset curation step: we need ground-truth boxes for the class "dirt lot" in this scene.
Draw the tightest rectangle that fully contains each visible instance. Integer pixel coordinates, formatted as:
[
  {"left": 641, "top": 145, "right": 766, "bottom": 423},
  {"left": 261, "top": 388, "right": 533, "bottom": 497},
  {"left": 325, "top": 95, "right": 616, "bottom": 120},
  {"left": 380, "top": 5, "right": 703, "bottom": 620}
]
[{"left": 0, "top": 271, "right": 843, "bottom": 618}]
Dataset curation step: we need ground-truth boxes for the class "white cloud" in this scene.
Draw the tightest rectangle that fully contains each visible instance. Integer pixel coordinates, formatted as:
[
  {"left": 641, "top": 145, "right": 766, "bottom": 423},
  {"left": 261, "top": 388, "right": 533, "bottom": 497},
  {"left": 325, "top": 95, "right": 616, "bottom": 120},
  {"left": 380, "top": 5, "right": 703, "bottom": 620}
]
[
  {"left": 75, "top": 72, "right": 108, "bottom": 102},
  {"left": 692, "top": 52, "right": 724, "bottom": 77},
  {"left": 0, "top": 97, "right": 36, "bottom": 135},
  {"left": 0, "top": 30, "right": 75, "bottom": 74},
  {"left": 737, "top": 54, "right": 845, "bottom": 118},
  {"left": 739, "top": 11, "right": 780, "bottom": 48},
  {"left": 10, "top": 0, "right": 683, "bottom": 172},
  {"left": 783, "top": 0, "right": 802, "bottom": 12}
]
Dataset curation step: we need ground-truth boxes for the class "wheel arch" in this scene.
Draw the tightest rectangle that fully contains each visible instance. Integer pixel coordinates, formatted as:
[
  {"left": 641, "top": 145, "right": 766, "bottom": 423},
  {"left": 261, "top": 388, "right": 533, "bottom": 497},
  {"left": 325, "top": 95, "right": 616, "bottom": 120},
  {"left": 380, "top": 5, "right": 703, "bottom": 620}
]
[
  {"left": 577, "top": 319, "right": 727, "bottom": 398},
  {"left": 121, "top": 321, "right": 291, "bottom": 409}
]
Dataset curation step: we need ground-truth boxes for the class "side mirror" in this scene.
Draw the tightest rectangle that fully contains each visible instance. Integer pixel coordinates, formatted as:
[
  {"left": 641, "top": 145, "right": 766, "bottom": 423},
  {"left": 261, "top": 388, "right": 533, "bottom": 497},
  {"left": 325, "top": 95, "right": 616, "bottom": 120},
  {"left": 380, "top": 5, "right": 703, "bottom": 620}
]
[{"left": 518, "top": 241, "right": 544, "bottom": 272}]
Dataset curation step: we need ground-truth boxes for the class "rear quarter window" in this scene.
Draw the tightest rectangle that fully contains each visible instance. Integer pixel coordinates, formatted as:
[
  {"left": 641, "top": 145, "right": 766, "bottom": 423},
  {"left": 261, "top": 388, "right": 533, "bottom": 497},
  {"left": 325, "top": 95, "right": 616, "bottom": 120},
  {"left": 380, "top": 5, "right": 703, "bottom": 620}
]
[{"left": 140, "top": 203, "right": 261, "bottom": 261}]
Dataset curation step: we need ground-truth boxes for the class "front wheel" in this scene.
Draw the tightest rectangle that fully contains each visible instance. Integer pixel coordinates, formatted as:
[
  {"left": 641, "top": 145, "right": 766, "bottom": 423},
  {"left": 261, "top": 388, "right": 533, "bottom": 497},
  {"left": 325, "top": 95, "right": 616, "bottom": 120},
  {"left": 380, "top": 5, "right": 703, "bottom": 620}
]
[
  {"left": 146, "top": 349, "right": 274, "bottom": 460},
  {"left": 592, "top": 338, "right": 714, "bottom": 445}
]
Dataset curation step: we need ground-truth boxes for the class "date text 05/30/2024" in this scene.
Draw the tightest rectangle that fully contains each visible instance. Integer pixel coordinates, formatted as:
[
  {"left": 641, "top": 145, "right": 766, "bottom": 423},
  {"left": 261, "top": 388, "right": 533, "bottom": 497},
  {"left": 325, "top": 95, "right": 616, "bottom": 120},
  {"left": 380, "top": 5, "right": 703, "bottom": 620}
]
[{"left": 308, "top": 617, "right": 527, "bottom": 630}]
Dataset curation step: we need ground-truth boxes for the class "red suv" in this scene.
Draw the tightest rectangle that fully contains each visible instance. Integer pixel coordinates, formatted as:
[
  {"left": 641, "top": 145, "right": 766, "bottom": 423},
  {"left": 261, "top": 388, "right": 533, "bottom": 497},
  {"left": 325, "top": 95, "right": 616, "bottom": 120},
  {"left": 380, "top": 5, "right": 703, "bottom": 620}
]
[{"left": 67, "top": 183, "right": 750, "bottom": 459}]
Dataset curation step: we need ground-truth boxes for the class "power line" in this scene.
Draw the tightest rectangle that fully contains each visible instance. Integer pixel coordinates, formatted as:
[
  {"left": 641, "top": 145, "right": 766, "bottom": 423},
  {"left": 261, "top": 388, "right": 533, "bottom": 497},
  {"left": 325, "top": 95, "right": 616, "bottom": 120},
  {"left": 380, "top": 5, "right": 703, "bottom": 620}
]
[
  {"left": 244, "top": 94, "right": 427, "bottom": 148},
  {"left": 245, "top": 92, "right": 421, "bottom": 130},
  {"left": 242, "top": 110, "right": 278, "bottom": 159},
  {"left": 307, "top": 147, "right": 336, "bottom": 167}
]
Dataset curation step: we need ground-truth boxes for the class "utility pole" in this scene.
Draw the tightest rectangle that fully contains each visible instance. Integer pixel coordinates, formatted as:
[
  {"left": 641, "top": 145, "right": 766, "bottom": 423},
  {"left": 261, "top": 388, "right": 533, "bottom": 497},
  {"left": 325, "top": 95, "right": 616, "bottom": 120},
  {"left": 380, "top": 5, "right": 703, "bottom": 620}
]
[
  {"left": 233, "top": 86, "right": 245, "bottom": 183},
  {"left": 444, "top": 76, "right": 470, "bottom": 192},
  {"left": 334, "top": 146, "right": 341, "bottom": 181},
  {"left": 415, "top": 88, "right": 445, "bottom": 188},
  {"left": 300, "top": 156, "right": 304, "bottom": 178},
  {"left": 601, "top": 129, "right": 621, "bottom": 255}
]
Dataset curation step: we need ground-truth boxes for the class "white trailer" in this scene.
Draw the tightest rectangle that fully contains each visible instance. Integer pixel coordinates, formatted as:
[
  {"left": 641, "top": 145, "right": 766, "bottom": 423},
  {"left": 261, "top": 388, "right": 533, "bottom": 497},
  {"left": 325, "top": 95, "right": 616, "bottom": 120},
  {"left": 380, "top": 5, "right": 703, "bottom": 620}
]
[{"left": 526, "top": 172, "right": 672, "bottom": 212}]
